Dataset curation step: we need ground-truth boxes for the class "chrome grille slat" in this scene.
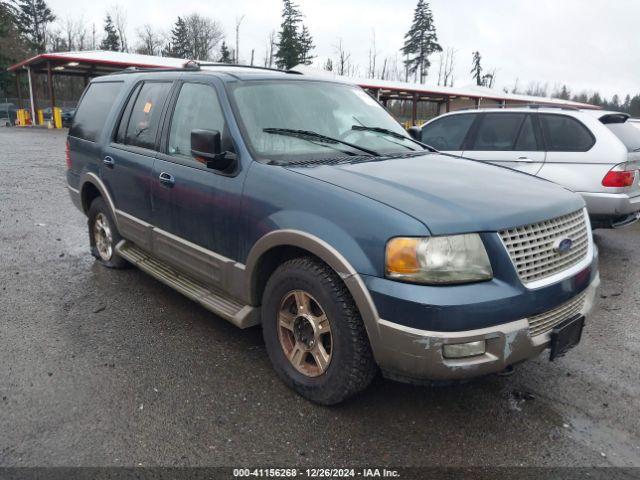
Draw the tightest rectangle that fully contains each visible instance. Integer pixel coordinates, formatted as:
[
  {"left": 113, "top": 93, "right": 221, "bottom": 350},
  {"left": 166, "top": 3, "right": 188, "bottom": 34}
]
[
  {"left": 528, "top": 292, "right": 587, "bottom": 336},
  {"left": 499, "top": 209, "right": 589, "bottom": 285}
]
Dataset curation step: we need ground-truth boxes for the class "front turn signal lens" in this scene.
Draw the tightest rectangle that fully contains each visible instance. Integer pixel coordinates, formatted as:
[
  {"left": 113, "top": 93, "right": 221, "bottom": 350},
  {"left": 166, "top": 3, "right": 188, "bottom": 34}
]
[{"left": 385, "top": 237, "right": 421, "bottom": 275}]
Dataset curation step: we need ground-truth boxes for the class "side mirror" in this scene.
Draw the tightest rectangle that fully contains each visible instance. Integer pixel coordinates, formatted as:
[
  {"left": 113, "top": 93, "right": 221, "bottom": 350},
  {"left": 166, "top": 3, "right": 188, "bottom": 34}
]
[
  {"left": 191, "top": 129, "right": 236, "bottom": 171},
  {"left": 407, "top": 126, "right": 422, "bottom": 141}
]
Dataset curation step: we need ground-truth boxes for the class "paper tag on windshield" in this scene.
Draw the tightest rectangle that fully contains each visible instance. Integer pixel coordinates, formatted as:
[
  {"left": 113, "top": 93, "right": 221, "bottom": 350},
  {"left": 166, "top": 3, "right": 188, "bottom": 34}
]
[{"left": 143, "top": 102, "right": 153, "bottom": 114}]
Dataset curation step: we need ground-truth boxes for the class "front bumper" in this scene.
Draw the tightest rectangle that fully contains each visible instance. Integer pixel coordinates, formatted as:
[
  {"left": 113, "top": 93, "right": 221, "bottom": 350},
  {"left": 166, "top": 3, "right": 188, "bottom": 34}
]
[{"left": 372, "top": 273, "right": 599, "bottom": 383}]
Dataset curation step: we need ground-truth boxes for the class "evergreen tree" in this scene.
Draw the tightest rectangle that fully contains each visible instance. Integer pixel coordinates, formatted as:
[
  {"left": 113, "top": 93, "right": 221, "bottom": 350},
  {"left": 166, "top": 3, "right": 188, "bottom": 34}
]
[
  {"left": 218, "top": 41, "right": 232, "bottom": 63},
  {"left": 298, "top": 25, "right": 314, "bottom": 65},
  {"left": 275, "top": 0, "right": 314, "bottom": 70},
  {"left": 164, "top": 16, "right": 189, "bottom": 58},
  {"left": 100, "top": 14, "right": 120, "bottom": 51},
  {"left": 558, "top": 85, "right": 570, "bottom": 100},
  {"left": 470, "top": 51, "right": 482, "bottom": 86},
  {"left": 610, "top": 94, "right": 620, "bottom": 110},
  {"left": 401, "top": 0, "right": 442, "bottom": 83},
  {"left": 630, "top": 95, "right": 640, "bottom": 117},
  {"left": 623, "top": 94, "right": 631, "bottom": 112},
  {"left": 588, "top": 92, "right": 603, "bottom": 106},
  {"left": 15, "top": 0, "right": 55, "bottom": 53},
  {"left": 1, "top": 1, "right": 29, "bottom": 96}
]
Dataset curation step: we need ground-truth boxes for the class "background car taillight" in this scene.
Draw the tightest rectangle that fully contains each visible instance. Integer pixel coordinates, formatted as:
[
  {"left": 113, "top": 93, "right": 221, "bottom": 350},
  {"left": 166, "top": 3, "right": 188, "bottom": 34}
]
[
  {"left": 602, "top": 165, "right": 636, "bottom": 187},
  {"left": 65, "top": 140, "right": 71, "bottom": 170}
]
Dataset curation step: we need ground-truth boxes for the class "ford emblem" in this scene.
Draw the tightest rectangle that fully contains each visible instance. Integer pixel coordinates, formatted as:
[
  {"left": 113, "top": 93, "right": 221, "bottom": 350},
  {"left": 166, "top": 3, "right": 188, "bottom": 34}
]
[{"left": 554, "top": 237, "right": 573, "bottom": 254}]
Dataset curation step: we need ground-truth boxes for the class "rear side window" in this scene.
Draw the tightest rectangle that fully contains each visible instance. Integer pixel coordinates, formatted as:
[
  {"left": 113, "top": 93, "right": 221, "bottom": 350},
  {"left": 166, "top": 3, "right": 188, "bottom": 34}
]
[
  {"left": 606, "top": 123, "right": 640, "bottom": 152},
  {"left": 470, "top": 113, "right": 526, "bottom": 151},
  {"left": 119, "top": 82, "right": 172, "bottom": 150},
  {"left": 539, "top": 114, "right": 595, "bottom": 152},
  {"left": 69, "top": 82, "right": 123, "bottom": 142},
  {"left": 421, "top": 114, "right": 475, "bottom": 150},
  {"left": 515, "top": 115, "right": 538, "bottom": 151}
]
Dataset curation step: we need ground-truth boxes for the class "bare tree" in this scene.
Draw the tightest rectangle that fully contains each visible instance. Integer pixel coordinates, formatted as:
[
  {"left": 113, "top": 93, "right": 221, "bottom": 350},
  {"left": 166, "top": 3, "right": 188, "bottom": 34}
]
[
  {"left": 76, "top": 17, "right": 88, "bottom": 50},
  {"left": 441, "top": 47, "right": 456, "bottom": 86},
  {"left": 235, "top": 15, "right": 244, "bottom": 64},
  {"left": 334, "top": 38, "right": 352, "bottom": 76},
  {"left": 184, "top": 13, "right": 224, "bottom": 61},
  {"left": 135, "top": 24, "right": 164, "bottom": 56},
  {"left": 367, "top": 30, "right": 377, "bottom": 79},
  {"left": 110, "top": 4, "right": 128, "bottom": 52},
  {"left": 263, "top": 30, "right": 276, "bottom": 68}
]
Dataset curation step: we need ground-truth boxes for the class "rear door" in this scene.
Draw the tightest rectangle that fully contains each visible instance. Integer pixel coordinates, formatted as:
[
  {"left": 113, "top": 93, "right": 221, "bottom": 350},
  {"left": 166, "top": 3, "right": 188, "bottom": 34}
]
[
  {"left": 462, "top": 112, "right": 545, "bottom": 175},
  {"left": 101, "top": 80, "right": 173, "bottom": 228},
  {"left": 420, "top": 113, "right": 477, "bottom": 157}
]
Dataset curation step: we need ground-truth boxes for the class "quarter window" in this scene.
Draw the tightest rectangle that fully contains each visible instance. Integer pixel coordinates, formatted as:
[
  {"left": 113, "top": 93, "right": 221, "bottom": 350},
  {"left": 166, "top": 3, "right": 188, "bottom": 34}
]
[
  {"left": 421, "top": 114, "right": 475, "bottom": 150},
  {"left": 168, "top": 83, "right": 226, "bottom": 160},
  {"left": 69, "top": 82, "right": 123, "bottom": 142},
  {"left": 539, "top": 114, "right": 594, "bottom": 152},
  {"left": 470, "top": 113, "right": 526, "bottom": 151},
  {"left": 122, "top": 82, "right": 172, "bottom": 150}
]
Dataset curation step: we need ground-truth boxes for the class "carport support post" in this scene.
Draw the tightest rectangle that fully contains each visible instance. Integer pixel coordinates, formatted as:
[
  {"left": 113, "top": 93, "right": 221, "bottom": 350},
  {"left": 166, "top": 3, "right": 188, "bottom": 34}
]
[
  {"left": 15, "top": 72, "right": 23, "bottom": 109},
  {"left": 47, "top": 62, "right": 56, "bottom": 126},
  {"left": 411, "top": 92, "right": 418, "bottom": 126},
  {"left": 27, "top": 66, "right": 36, "bottom": 125}
]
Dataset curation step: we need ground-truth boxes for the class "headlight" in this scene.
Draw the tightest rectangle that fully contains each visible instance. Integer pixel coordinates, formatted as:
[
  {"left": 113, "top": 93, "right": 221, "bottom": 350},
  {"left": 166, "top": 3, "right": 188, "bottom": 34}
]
[{"left": 385, "top": 234, "right": 493, "bottom": 285}]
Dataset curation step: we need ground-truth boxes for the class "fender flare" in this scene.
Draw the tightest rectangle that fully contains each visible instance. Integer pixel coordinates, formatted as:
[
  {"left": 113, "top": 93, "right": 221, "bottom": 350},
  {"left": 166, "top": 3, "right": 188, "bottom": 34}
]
[
  {"left": 79, "top": 172, "right": 119, "bottom": 228},
  {"left": 244, "top": 229, "right": 382, "bottom": 344}
]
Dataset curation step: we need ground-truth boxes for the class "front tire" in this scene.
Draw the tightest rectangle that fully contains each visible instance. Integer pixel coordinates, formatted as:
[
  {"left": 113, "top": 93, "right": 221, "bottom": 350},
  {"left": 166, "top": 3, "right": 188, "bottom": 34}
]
[
  {"left": 88, "top": 197, "right": 128, "bottom": 269},
  {"left": 262, "top": 257, "right": 377, "bottom": 405}
]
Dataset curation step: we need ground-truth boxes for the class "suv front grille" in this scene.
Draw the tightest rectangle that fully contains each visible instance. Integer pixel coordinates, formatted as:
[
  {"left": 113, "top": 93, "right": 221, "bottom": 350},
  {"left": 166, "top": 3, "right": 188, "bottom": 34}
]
[
  {"left": 528, "top": 292, "right": 587, "bottom": 337},
  {"left": 499, "top": 209, "right": 589, "bottom": 286}
]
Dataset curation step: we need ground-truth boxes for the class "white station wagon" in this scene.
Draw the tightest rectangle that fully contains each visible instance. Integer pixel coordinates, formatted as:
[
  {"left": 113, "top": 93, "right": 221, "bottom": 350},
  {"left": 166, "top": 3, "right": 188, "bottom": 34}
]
[{"left": 418, "top": 107, "right": 640, "bottom": 228}]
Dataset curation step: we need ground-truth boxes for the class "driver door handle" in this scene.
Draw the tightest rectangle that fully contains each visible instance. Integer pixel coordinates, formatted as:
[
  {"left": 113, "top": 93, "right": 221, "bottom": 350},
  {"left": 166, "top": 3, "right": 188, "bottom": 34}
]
[
  {"left": 516, "top": 156, "right": 535, "bottom": 163},
  {"left": 159, "top": 172, "right": 175, "bottom": 187}
]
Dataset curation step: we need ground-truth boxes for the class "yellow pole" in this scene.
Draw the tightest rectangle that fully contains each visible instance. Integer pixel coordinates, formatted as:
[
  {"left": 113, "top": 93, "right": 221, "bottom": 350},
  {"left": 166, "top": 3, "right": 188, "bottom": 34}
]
[{"left": 53, "top": 107, "right": 62, "bottom": 129}]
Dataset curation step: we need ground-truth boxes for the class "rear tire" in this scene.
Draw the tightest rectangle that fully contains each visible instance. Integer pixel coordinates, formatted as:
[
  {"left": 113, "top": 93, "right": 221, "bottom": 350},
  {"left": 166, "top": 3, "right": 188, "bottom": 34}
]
[
  {"left": 88, "top": 197, "right": 128, "bottom": 269},
  {"left": 262, "top": 256, "right": 377, "bottom": 405}
]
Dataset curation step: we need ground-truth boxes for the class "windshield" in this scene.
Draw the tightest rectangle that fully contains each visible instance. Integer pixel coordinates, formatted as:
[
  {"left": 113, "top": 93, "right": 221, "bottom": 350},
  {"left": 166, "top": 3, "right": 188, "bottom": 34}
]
[
  {"left": 228, "top": 80, "right": 420, "bottom": 162},
  {"left": 606, "top": 123, "right": 640, "bottom": 152}
]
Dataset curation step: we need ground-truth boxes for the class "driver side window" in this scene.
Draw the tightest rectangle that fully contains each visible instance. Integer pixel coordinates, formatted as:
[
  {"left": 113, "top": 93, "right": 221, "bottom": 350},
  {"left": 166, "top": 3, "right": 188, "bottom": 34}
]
[{"left": 168, "top": 83, "right": 226, "bottom": 161}]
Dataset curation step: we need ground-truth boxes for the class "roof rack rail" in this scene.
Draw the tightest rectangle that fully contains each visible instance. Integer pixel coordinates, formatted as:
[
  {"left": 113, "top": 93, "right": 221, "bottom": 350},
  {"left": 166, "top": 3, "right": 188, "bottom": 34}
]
[
  {"left": 195, "top": 61, "right": 301, "bottom": 74},
  {"left": 113, "top": 61, "right": 301, "bottom": 76},
  {"left": 456, "top": 103, "right": 581, "bottom": 112}
]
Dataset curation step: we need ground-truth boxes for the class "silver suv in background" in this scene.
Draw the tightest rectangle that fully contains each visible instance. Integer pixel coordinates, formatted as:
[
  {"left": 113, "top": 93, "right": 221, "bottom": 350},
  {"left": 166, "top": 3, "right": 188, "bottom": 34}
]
[{"left": 418, "top": 107, "right": 640, "bottom": 228}]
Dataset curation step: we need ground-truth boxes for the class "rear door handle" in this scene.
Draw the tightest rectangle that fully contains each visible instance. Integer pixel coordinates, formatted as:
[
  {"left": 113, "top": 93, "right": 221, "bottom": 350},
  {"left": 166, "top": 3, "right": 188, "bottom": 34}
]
[
  {"left": 159, "top": 172, "right": 175, "bottom": 187},
  {"left": 516, "top": 156, "right": 535, "bottom": 163},
  {"left": 103, "top": 156, "right": 115, "bottom": 168}
]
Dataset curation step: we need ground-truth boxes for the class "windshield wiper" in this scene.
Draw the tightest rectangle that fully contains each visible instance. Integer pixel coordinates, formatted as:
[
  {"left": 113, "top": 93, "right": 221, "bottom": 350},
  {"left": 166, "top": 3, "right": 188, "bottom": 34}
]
[
  {"left": 351, "top": 125, "right": 438, "bottom": 152},
  {"left": 263, "top": 128, "right": 380, "bottom": 156}
]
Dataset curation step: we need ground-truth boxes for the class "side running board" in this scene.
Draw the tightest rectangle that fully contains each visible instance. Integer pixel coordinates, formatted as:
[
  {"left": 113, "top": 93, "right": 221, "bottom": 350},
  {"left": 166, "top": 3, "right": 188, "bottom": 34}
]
[{"left": 116, "top": 240, "right": 259, "bottom": 329}]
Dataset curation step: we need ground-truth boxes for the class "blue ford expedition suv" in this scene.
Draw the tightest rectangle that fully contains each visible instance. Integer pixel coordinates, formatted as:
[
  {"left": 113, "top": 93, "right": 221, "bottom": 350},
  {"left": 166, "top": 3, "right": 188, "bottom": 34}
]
[{"left": 66, "top": 63, "right": 599, "bottom": 404}]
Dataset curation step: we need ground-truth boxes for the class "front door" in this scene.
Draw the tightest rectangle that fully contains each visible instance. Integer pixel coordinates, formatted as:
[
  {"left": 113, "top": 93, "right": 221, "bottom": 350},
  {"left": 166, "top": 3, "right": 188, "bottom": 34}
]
[
  {"left": 462, "top": 112, "right": 546, "bottom": 176},
  {"left": 151, "top": 81, "right": 243, "bottom": 288}
]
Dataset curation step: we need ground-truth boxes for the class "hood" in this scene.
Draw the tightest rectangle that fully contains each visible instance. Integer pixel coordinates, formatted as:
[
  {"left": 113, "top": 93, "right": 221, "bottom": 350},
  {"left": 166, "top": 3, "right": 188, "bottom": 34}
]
[{"left": 286, "top": 153, "right": 585, "bottom": 235}]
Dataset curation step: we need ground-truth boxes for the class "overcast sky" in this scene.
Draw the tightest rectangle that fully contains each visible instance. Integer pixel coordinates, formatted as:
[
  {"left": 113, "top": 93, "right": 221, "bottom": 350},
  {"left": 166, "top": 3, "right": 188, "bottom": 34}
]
[{"left": 47, "top": 0, "right": 640, "bottom": 99}]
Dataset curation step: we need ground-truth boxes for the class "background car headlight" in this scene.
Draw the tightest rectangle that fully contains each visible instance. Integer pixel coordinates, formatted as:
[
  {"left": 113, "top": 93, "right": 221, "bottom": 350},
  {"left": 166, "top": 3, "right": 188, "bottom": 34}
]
[{"left": 385, "top": 234, "right": 493, "bottom": 284}]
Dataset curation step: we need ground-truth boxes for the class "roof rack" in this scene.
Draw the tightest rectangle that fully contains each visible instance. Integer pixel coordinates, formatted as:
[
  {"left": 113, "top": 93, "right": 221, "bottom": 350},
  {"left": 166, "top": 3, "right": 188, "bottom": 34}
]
[
  {"left": 114, "top": 61, "right": 301, "bottom": 76},
  {"left": 195, "top": 61, "right": 301, "bottom": 75},
  {"left": 456, "top": 103, "right": 581, "bottom": 112}
]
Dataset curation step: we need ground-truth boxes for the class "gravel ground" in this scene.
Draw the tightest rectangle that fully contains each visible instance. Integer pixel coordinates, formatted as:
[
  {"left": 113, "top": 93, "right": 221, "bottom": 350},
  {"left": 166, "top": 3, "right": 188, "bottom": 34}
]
[{"left": 1, "top": 127, "right": 639, "bottom": 468}]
